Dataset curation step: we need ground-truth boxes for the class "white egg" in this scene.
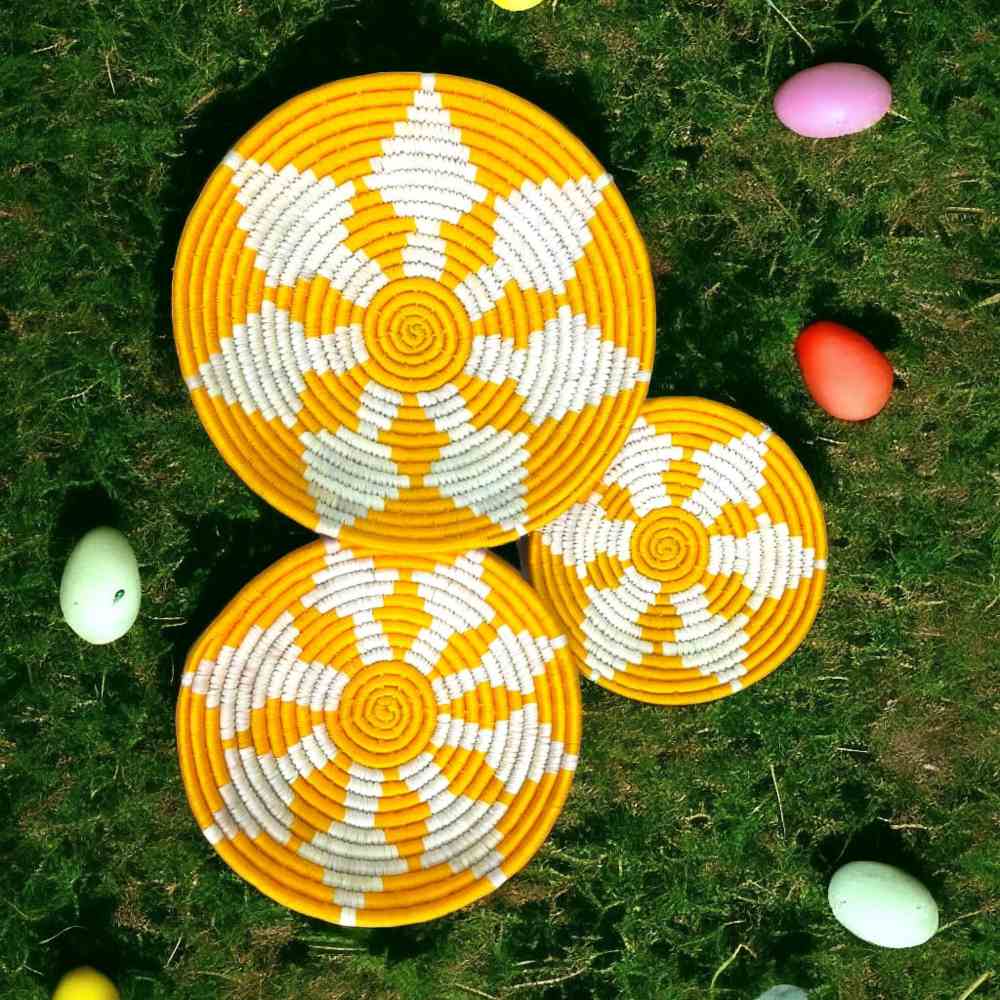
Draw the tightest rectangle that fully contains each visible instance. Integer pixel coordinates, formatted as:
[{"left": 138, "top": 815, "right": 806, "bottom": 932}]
[
  {"left": 828, "top": 861, "right": 938, "bottom": 948},
  {"left": 756, "top": 987, "right": 809, "bottom": 1000},
  {"left": 60, "top": 527, "right": 141, "bottom": 644}
]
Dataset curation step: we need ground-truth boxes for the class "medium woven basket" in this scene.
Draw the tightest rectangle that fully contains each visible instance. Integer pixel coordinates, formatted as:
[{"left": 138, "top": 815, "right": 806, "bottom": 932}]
[
  {"left": 176, "top": 538, "right": 580, "bottom": 926},
  {"left": 173, "top": 72, "right": 654, "bottom": 551},
  {"left": 529, "top": 397, "right": 828, "bottom": 704}
]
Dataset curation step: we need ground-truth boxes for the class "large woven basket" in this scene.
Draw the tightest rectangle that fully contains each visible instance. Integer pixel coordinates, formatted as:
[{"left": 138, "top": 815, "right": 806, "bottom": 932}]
[
  {"left": 176, "top": 538, "right": 580, "bottom": 926},
  {"left": 173, "top": 72, "right": 654, "bottom": 551},
  {"left": 529, "top": 397, "right": 828, "bottom": 704}
]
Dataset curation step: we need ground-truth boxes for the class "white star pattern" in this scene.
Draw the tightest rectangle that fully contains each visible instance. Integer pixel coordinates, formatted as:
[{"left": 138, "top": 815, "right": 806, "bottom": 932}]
[{"left": 178, "top": 72, "right": 653, "bottom": 549}]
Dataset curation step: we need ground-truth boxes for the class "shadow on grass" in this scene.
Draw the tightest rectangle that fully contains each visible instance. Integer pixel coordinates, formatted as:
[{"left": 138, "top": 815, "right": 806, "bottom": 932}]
[
  {"left": 652, "top": 266, "right": 835, "bottom": 493},
  {"left": 162, "top": 505, "right": 313, "bottom": 692},
  {"left": 813, "top": 818, "right": 942, "bottom": 895},
  {"left": 812, "top": 1, "right": 897, "bottom": 80},
  {"left": 41, "top": 896, "right": 161, "bottom": 992},
  {"left": 806, "top": 281, "right": 904, "bottom": 354},
  {"left": 48, "top": 484, "right": 122, "bottom": 585}
]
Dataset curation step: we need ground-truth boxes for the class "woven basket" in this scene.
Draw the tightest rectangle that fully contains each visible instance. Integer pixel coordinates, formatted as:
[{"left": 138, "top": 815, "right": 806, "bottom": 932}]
[
  {"left": 176, "top": 538, "right": 580, "bottom": 926},
  {"left": 173, "top": 72, "right": 654, "bottom": 551},
  {"left": 529, "top": 397, "right": 827, "bottom": 704}
]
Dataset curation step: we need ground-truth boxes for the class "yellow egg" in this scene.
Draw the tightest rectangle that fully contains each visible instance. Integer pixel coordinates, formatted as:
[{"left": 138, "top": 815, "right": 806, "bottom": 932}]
[
  {"left": 492, "top": 0, "right": 544, "bottom": 10},
  {"left": 53, "top": 967, "right": 119, "bottom": 1000}
]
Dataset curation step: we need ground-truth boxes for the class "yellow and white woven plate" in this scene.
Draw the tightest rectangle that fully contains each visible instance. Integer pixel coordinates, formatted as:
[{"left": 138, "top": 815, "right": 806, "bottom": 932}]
[
  {"left": 173, "top": 72, "right": 654, "bottom": 551},
  {"left": 176, "top": 538, "right": 580, "bottom": 926},
  {"left": 529, "top": 397, "right": 828, "bottom": 704}
]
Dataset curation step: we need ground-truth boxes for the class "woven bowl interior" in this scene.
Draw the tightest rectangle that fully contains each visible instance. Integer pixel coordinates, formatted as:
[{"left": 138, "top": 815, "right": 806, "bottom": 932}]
[
  {"left": 176, "top": 539, "right": 581, "bottom": 926},
  {"left": 529, "top": 396, "right": 828, "bottom": 704},
  {"left": 173, "top": 72, "right": 654, "bottom": 551}
]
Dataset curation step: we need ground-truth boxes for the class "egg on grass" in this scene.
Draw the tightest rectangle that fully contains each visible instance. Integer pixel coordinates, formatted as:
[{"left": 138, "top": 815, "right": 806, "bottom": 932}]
[
  {"left": 774, "top": 63, "right": 892, "bottom": 138},
  {"left": 59, "top": 526, "right": 141, "bottom": 644},
  {"left": 828, "top": 861, "right": 939, "bottom": 948},
  {"left": 53, "top": 967, "right": 119, "bottom": 1000},
  {"left": 795, "top": 320, "right": 894, "bottom": 421},
  {"left": 492, "top": 0, "right": 544, "bottom": 9}
]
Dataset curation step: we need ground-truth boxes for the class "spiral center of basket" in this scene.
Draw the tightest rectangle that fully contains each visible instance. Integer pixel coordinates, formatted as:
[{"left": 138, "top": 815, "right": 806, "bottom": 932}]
[
  {"left": 362, "top": 277, "right": 472, "bottom": 392},
  {"left": 630, "top": 507, "right": 709, "bottom": 592},
  {"left": 327, "top": 661, "right": 438, "bottom": 769}
]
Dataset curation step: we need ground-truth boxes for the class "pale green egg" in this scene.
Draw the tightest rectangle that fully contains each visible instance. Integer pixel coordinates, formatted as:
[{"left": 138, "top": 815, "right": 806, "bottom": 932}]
[
  {"left": 60, "top": 527, "right": 141, "bottom": 644},
  {"left": 828, "top": 861, "right": 938, "bottom": 948}
]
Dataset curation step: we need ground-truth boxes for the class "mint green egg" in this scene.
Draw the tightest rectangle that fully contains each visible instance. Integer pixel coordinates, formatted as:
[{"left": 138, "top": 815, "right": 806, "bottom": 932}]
[
  {"left": 828, "top": 861, "right": 938, "bottom": 948},
  {"left": 60, "top": 527, "right": 141, "bottom": 644}
]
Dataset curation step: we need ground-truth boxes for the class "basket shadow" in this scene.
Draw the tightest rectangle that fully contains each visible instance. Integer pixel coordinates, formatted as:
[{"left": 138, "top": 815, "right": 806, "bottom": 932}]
[
  {"left": 149, "top": 0, "right": 619, "bottom": 668},
  {"left": 161, "top": 506, "right": 312, "bottom": 693},
  {"left": 811, "top": 0, "right": 898, "bottom": 80}
]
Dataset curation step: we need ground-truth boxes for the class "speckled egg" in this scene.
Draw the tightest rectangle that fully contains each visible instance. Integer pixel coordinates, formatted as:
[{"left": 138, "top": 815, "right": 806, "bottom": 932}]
[
  {"left": 60, "top": 526, "right": 141, "bottom": 644},
  {"left": 795, "top": 320, "right": 894, "bottom": 421},
  {"left": 828, "top": 861, "right": 939, "bottom": 948},
  {"left": 774, "top": 63, "right": 891, "bottom": 138}
]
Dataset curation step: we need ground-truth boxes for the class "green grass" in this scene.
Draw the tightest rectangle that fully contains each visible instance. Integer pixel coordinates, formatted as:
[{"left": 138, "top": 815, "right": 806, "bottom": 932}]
[{"left": 2, "top": 0, "right": 999, "bottom": 997}]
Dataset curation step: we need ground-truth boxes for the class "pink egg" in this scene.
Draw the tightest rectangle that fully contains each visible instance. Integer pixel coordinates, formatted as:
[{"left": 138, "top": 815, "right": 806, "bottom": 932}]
[
  {"left": 795, "top": 321, "right": 894, "bottom": 421},
  {"left": 774, "top": 63, "right": 892, "bottom": 138}
]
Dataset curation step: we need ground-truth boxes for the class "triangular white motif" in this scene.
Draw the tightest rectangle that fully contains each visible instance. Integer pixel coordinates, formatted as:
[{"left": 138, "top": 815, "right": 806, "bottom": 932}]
[
  {"left": 194, "top": 301, "right": 367, "bottom": 427},
  {"left": 682, "top": 429, "right": 772, "bottom": 525},
  {"left": 581, "top": 566, "right": 660, "bottom": 681},
  {"left": 226, "top": 153, "right": 388, "bottom": 304},
  {"left": 602, "top": 418, "right": 681, "bottom": 516},
  {"left": 451, "top": 174, "right": 612, "bottom": 318},
  {"left": 538, "top": 494, "right": 633, "bottom": 573},
  {"left": 365, "top": 74, "right": 488, "bottom": 228}
]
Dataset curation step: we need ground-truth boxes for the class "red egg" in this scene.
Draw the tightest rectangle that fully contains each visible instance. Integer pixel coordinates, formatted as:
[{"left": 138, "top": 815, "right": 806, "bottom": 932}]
[{"left": 795, "top": 321, "right": 894, "bottom": 421}]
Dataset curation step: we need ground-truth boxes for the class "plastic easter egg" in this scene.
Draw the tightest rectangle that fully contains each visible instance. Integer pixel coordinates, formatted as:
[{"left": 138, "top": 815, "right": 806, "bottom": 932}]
[
  {"left": 774, "top": 63, "right": 891, "bottom": 138},
  {"left": 60, "top": 526, "right": 141, "bottom": 644},
  {"left": 53, "top": 967, "right": 120, "bottom": 1000},
  {"left": 493, "top": 0, "right": 544, "bottom": 8},
  {"left": 756, "top": 988, "right": 809, "bottom": 1000},
  {"left": 828, "top": 861, "right": 939, "bottom": 948},
  {"left": 795, "top": 321, "right": 893, "bottom": 421}
]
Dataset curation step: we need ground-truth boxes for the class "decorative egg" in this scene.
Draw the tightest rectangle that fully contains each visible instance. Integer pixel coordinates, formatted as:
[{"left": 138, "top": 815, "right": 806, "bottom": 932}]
[
  {"left": 53, "top": 967, "right": 120, "bottom": 1000},
  {"left": 795, "top": 321, "right": 893, "bottom": 421},
  {"left": 828, "top": 861, "right": 939, "bottom": 948},
  {"left": 756, "top": 988, "right": 809, "bottom": 1000},
  {"left": 492, "top": 0, "right": 544, "bottom": 9},
  {"left": 774, "top": 63, "right": 892, "bottom": 138},
  {"left": 60, "top": 526, "right": 141, "bottom": 644}
]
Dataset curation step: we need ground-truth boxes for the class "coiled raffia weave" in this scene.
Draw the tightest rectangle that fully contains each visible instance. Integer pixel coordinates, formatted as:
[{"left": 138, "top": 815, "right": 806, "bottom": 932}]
[
  {"left": 173, "top": 72, "right": 654, "bottom": 551},
  {"left": 176, "top": 538, "right": 580, "bottom": 926},
  {"left": 529, "top": 398, "right": 827, "bottom": 704}
]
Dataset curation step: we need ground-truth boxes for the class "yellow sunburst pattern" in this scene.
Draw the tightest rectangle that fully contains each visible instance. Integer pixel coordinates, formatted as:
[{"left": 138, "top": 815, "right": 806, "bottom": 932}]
[
  {"left": 173, "top": 73, "right": 654, "bottom": 551},
  {"left": 529, "top": 397, "right": 828, "bottom": 704}
]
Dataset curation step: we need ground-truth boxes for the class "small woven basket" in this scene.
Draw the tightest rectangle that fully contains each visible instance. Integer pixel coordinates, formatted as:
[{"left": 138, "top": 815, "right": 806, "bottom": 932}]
[
  {"left": 173, "top": 72, "right": 654, "bottom": 551},
  {"left": 529, "top": 397, "right": 828, "bottom": 704},
  {"left": 176, "top": 538, "right": 580, "bottom": 926}
]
